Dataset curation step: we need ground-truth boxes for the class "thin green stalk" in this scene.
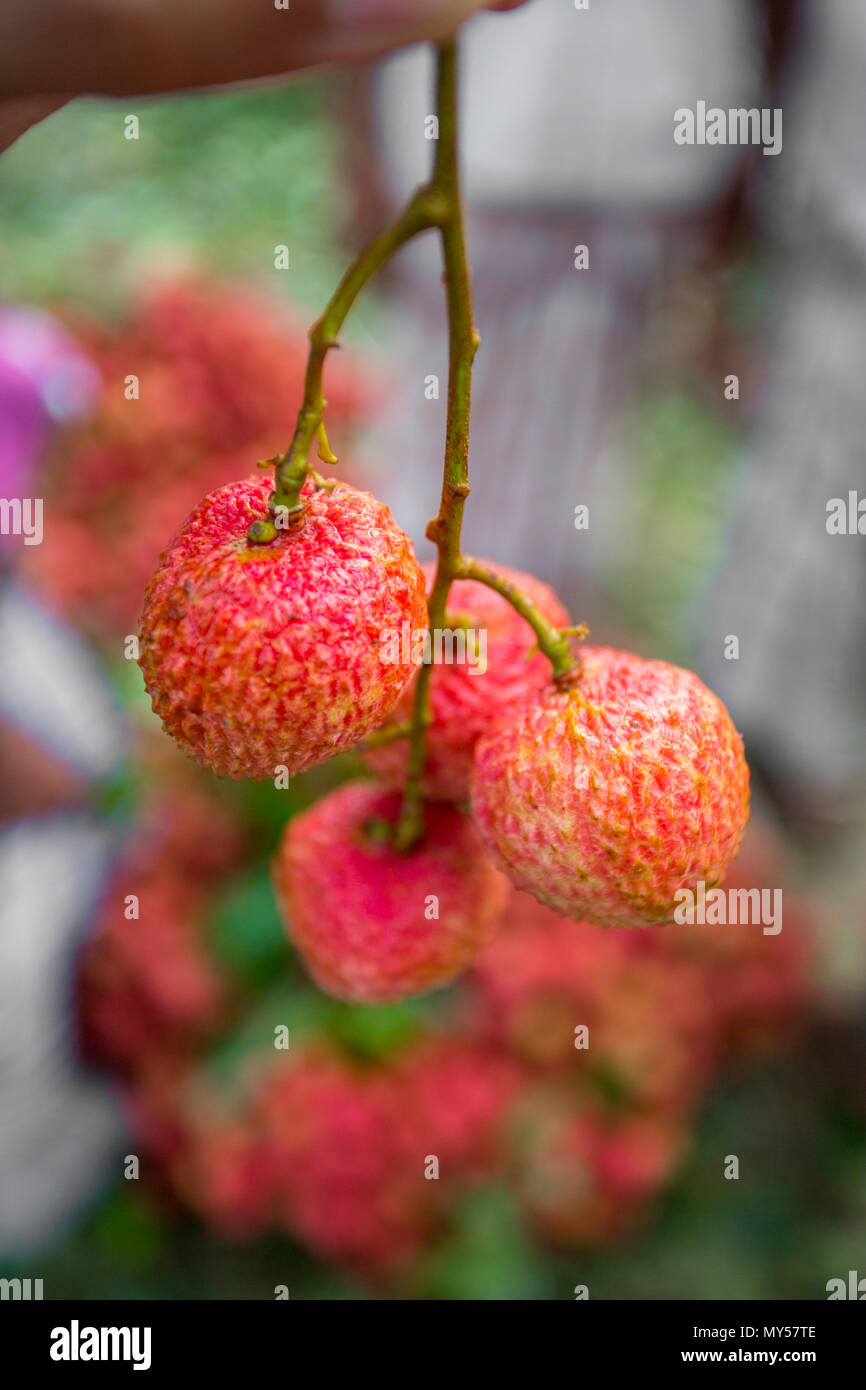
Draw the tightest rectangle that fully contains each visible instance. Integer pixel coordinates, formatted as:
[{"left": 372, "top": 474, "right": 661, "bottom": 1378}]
[
  {"left": 457, "top": 556, "right": 582, "bottom": 680},
  {"left": 246, "top": 187, "right": 447, "bottom": 543},
  {"left": 392, "top": 39, "right": 477, "bottom": 849}
]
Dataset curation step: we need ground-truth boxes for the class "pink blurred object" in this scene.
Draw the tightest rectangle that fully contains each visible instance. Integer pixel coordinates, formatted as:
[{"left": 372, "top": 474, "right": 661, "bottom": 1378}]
[{"left": 0, "top": 305, "right": 98, "bottom": 571}]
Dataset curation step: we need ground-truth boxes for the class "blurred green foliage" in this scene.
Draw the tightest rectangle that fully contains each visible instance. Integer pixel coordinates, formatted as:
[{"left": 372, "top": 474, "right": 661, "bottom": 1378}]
[
  {"left": 609, "top": 390, "right": 739, "bottom": 663},
  {"left": 210, "top": 868, "right": 289, "bottom": 991},
  {"left": 0, "top": 82, "right": 349, "bottom": 317}
]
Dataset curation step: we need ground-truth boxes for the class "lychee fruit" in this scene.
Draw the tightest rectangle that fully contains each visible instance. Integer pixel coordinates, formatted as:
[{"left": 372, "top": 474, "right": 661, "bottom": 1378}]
[
  {"left": 76, "top": 778, "right": 240, "bottom": 1075},
  {"left": 129, "top": 1067, "right": 275, "bottom": 1238},
  {"left": 507, "top": 1083, "right": 685, "bottom": 1248},
  {"left": 256, "top": 1034, "right": 524, "bottom": 1275},
  {"left": 390, "top": 1035, "right": 525, "bottom": 1174},
  {"left": 467, "top": 890, "right": 647, "bottom": 1069},
  {"left": 272, "top": 780, "right": 509, "bottom": 1002},
  {"left": 364, "top": 561, "right": 571, "bottom": 800},
  {"left": 471, "top": 647, "right": 750, "bottom": 928},
  {"left": 175, "top": 1111, "right": 274, "bottom": 1239},
  {"left": 467, "top": 889, "right": 713, "bottom": 1111},
  {"left": 256, "top": 1046, "right": 437, "bottom": 1273},
  {"left": 138, "top": 474, "right": 427, "bottom": 779},
  {"left": 659, "top": 817, "right": 811, "bottom": 1060}
]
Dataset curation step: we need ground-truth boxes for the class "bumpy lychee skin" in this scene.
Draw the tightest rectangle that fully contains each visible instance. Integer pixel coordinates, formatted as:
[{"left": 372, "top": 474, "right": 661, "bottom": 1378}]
[
  {"left": 364, "top": 561, "right": 571, "bottom": 800},
  {"left": 471, "top": 647, "right": 750, "bottom": 928},
  {"left": 138, "top": 474, "right": 427, "bottom": 779},
  {"left": 272, "top": 781, "right": 509, "bottom": 1002}
]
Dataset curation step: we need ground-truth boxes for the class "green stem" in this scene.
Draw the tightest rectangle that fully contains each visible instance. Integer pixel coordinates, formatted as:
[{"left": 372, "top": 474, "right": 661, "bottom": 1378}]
[
  {"left": 393, "top": 39, "right": 477, "bottom": 850},
  {"left": 246, "top": 186, "right": 447, "bottom": 543},
  {"left": 457, "top": 556, "right": 582, "bottom": 680}
]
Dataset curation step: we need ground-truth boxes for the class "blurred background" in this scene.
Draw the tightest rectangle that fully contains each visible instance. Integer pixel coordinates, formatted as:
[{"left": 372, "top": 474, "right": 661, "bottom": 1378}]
[{"left": 1, "top": 0, "right": 865, "bottom": 1300}]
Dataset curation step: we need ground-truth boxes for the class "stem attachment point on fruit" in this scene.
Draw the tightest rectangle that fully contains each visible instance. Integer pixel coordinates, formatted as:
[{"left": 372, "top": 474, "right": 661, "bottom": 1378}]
[{"left": 247, "top": 518, "right": 278, "bottom": 546}]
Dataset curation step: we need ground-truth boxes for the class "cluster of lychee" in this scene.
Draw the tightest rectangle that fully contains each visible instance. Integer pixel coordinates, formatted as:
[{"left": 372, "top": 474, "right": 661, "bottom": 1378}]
[
  {"left": 77, "top": 805, "right": 809, "bottom": 1275},
  {"left": 136, "top": 468, "right": 751, "bottom": 1003},
  {"left": 67, "top": 446, "right": 810, "bottom": 1278}
]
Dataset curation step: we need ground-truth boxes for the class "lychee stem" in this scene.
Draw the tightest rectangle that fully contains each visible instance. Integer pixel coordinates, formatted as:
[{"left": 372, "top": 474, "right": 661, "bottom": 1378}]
[
  {"left": 246, "top": 185, "right": 447, "bottom": 544},
  {"left": 394, "top": 39, "right": 475, "bottom": 850},
  {"left": 394, "top": 42, "right": 582, "bottom": 849},
  {"left": 457, "top": 557, "right": 583, "bottom": 680}
]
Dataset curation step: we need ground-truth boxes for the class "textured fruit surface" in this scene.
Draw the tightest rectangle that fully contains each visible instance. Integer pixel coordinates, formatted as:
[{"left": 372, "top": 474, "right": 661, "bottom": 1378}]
[
  {"left": 471, "top": 647, "right": 750, "bottom": 928},
  {"left": 138, "top": 475, "right": 427, "bottom": 779},
  {"left": 272, "top": 781, "right": 509, "bottom": 1002},
  {"left": 364, "top": 561, "right": 571, "bottom": 800}
]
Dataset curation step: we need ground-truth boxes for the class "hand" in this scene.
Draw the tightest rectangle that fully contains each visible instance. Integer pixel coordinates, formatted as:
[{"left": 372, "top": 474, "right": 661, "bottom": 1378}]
[
  {"left": 0, "top": 0, "right": 524, "bottom": 151},
  {"left": 0, "top": 0, "right": 525, "bottom": 99}
]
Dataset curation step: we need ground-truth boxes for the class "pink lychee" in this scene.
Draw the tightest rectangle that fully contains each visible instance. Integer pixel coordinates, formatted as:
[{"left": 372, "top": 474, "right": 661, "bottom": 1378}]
[
  {"left": 470, "top": 647, "right": 750, "bottom": 928},
  {"left": 467, "top": 889, "right": 713, "bottom": 1111},
  {"left": 138, "top": 474, "right": 427, "bottom": 779},
  {"left": 271, "top": 780, "right": 509, "bottom": 1003},
  {"left": 390, "top": 1035, "right": 525, "bottom": 1174},
  {"left": 659, "top": 818, "right": 811, "bottom": 1059},
  {"left": 256, "top": 1034, "right": 524, "bottom": 1275},
  {"left": 28, "top": 277, "right": 373, "bottom": 644},
  {"left": 256, "top": 1046, "right": 437, "bottom": 1273},
  {"left": 507, "top": 1084, "right": 685, "bottom": 1248}
]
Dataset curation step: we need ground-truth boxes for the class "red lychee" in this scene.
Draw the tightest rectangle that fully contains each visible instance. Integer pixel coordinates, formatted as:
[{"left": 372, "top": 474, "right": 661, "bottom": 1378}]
[
  {"left": 77, "top": 865, "right": 228, "bottom": 1075},
  {"left": 364, "top": 561, "right": 571, "bottom": 800},
  {"left": 172, "top": 1109, "right": 274, "bottom": 1239},
  {"left": 271, "top": 780, "right": 509, "bottom": 1003},
  {"left": 256, "top": 1047, "right": 437, "bottom": 1273},
  {"left": 390, "top": 1035, "right": 525, "bottom": 1175},
  {"left": 255, "top": 1035, "right": 524, "bottom": 1275},
  {"left": 138, "top": 475, "right": 427, "bottom": 779},
  {"left": 507, "top": 1084, "right": 685, "bottom": 1249},
  {"left": 467, "top": 890, "right": 645, "bottom": 1068},
  {"left": 76, "top": 777, "right": 241, "bottom": 1075},
  {"left": 128, "top": 1065, "right": 275, "bottom": 1237},
  {"left": 467, "top": 889, "right": 713, "bottom": 1112},
  {"left": 659, "top": 818, "right": 811, "bottom": 1060},
  {"left": 471, "top": 647, "right": 750, "bottom": 928}
]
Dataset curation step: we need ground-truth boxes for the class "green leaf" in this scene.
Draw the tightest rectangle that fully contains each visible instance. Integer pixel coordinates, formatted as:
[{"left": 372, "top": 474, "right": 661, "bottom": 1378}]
[{"left": 208, "top": 867, "right": 288, "bottom": 989}]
